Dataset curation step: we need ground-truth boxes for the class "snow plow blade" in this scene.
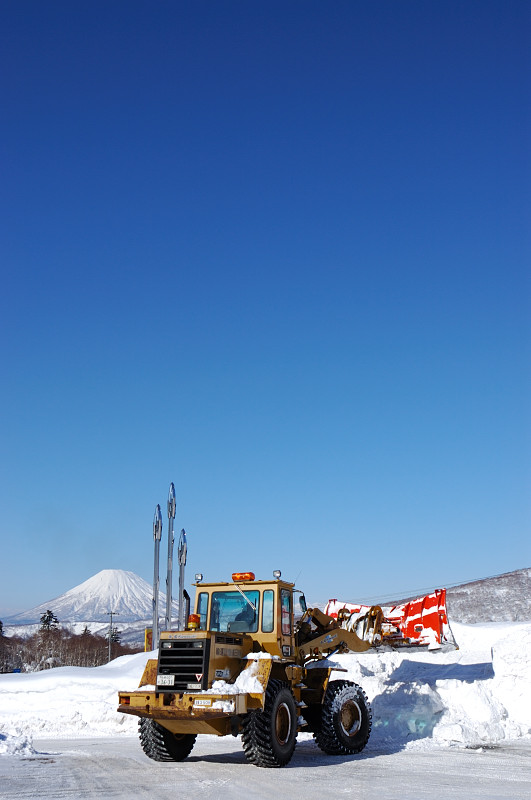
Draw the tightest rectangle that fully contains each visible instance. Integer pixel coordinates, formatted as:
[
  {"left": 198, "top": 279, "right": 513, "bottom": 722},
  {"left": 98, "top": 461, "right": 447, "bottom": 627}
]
[{"left": 325, "top": 589, "right": 457, "bottom": 650}]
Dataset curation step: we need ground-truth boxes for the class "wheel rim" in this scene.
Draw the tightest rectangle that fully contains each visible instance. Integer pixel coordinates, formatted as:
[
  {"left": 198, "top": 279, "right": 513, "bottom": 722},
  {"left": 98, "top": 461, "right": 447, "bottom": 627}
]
[
  {"left": 275, "top": 701, "right": 292, "bottom": 745},
  {"left": 339, "top": 699, "right": 362, "bottom": 737}
]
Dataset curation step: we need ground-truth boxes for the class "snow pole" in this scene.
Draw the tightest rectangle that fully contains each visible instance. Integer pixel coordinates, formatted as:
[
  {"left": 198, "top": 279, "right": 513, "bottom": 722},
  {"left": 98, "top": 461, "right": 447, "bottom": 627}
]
[
  {"left": 152, "top": 504, "right": 162, "bottom": 648},
  {"left": 165, "top": 482, "right": 176, "bottom": 630},
  {"left": 177, "top": 528, "right": 187, "bottom": 630}
]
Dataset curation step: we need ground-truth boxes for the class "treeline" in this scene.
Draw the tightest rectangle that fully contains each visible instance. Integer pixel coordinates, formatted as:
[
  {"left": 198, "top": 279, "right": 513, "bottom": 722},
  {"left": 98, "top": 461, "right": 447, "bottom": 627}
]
[{"left": 0, "top": 618, "right": 143, "bottom": 673}]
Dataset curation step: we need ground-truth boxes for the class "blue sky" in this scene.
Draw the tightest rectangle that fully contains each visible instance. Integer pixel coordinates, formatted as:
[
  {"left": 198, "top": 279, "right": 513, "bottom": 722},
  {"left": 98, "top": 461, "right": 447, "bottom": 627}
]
[{"left": 1, "top": 1, "right": 529, "bottom": 617}]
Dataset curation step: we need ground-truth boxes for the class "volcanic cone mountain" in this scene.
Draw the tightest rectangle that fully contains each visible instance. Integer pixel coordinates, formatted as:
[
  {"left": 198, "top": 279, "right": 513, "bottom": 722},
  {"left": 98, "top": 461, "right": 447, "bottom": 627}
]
[{"left": 5, "top": 569, "right": 177, "bottom": 625}]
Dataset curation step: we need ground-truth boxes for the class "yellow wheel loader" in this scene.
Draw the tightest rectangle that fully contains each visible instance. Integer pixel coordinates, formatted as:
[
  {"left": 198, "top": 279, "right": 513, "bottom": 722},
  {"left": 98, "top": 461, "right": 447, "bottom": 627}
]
[{"left": 118, "top": 570, "right": 453, "bottom": 767}]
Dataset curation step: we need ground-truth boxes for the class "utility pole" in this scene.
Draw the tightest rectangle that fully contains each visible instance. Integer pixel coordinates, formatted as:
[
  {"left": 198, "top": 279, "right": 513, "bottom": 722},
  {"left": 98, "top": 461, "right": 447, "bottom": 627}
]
[
  {"left": 152, "top": 504, "right": 162, "bottom": 648},
  {"left": 165, "top": 483, "right": 176, "bottom": 631},
  {"left": 106, "top": 610, "right": 120, "bottom": 662}
]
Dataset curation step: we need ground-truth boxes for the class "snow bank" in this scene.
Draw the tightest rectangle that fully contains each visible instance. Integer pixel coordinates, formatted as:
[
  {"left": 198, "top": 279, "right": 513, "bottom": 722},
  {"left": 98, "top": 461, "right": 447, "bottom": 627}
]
[
  {"left": 0, "top": 650, "right": 153, "bottom": 751},
  {"left": 208, "top": 655, "right": 270, "bottom": 695},
  {"left": 331, "top": 621, "right": 531, "bottom": 750},
  {"left": 0, "top": 623, "right": 529, "bottom": 754}
]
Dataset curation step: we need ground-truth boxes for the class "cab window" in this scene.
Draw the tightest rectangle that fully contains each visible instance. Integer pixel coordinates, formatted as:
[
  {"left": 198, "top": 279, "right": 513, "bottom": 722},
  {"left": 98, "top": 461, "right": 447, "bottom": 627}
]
[
  {"left": 210, "top": 590, "right": 260, "bottom": 633},
  {"left": 262, "top": 590, "right": 274, "bottom": 632},
  {"left": 197, "top": 592, "right": 209, "bottom": 629},
  {"left": 281, "top": 589, "right": 291, "bottom": 635}
]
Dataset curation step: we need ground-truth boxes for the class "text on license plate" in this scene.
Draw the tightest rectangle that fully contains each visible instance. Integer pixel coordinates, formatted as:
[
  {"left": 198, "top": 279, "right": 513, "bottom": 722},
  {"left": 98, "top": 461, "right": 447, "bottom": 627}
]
[{"left": 157, "top": 674, "right": 175, "bottom": 686}]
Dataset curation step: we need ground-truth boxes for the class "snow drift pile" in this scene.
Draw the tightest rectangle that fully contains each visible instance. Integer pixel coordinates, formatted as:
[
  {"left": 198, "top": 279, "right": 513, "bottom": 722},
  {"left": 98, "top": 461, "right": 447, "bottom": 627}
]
[{"left": 0, "top": 620, "right": 529, "bottom": 756}]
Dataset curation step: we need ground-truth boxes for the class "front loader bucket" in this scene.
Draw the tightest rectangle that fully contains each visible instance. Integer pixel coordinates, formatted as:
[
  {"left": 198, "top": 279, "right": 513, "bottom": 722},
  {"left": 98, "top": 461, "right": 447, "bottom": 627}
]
[{"left": 326, "top": 589, "right": 458, "bottom": 650}]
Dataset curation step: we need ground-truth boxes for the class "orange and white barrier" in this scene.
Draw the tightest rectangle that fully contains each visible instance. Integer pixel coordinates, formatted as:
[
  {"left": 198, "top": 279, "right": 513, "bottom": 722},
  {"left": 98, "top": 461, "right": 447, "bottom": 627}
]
[{"left": 325, "top": 589, "right": 457, "bottom": 649}]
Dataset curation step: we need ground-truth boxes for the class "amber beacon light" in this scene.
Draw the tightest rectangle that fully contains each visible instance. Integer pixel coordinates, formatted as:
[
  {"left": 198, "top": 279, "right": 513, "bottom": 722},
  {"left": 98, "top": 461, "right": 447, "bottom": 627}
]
[{"left": 232, "top": 572, "right": 255, "bottom": 581}]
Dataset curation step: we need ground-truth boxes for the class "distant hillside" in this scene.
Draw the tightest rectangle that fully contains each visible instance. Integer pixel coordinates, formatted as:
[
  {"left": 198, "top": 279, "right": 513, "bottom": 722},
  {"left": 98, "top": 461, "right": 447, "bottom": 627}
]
[
  {"left": 380, "top": 568, "right": 531, "bottom": 624},
  {"left": 446, "top": 568, "right": 531, "bottom": 623}
]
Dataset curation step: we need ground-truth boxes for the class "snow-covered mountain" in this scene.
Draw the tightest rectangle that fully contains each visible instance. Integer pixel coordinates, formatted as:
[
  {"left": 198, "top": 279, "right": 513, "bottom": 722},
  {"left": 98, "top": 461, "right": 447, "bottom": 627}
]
[{"left": 4, "top": 569, "right": 177, "bottom": 625}]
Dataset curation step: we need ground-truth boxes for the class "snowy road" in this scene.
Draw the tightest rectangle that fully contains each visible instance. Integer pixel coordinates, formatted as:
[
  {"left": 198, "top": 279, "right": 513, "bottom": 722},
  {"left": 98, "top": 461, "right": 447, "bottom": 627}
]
[{"left": 1, "top": 736, "right": 530, "bottom": 800}]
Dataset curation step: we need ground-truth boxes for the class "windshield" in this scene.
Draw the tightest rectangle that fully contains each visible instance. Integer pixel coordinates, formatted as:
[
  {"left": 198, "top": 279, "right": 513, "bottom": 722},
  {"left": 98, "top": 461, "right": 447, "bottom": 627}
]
[{"left": 210, "top": 590, "right": 260, "bottom": 633}]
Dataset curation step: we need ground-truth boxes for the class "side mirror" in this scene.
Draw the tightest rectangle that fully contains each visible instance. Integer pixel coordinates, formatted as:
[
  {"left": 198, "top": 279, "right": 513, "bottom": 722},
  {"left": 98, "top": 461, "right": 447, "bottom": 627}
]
[
  {"left": 299, "top": 594, "right": 307, "bottom": 613},
  {"left": 183, "top": 590, "right": 190, "bottom": 623}
]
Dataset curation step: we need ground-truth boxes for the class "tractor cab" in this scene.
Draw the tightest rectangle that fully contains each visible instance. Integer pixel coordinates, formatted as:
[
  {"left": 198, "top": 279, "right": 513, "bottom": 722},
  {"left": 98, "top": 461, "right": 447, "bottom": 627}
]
[{"left": 190, "top": 571, "right": 302, "bottom": 659}]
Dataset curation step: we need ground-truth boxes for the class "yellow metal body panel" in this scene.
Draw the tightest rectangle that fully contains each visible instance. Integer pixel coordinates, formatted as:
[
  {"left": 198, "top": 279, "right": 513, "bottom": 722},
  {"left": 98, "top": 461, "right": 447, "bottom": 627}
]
[
  {"left": 138, "top": 659, "right": 158, "bottom": 687},
  {"left": 119, "top": 686, "right": 250, "bottom": 736}
]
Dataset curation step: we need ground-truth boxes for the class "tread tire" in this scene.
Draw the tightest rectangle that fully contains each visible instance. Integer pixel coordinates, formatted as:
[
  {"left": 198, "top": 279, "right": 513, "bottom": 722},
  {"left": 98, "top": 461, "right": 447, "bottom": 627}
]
[
  {"left": 241, "top": 679, "right": 297, "bottom": 768},
  {"left": 138, "top": 718, "right": 196, "bottom": 762},
  {"left": 314, "top": 680, "right": 372, "bottom": 756}
]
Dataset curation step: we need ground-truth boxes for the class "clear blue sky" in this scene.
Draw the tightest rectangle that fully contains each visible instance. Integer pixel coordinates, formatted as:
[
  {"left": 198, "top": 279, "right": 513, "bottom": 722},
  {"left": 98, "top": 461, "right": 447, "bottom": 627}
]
[{"left": 1, "top": 1, "right": 529, "bottom": 617}]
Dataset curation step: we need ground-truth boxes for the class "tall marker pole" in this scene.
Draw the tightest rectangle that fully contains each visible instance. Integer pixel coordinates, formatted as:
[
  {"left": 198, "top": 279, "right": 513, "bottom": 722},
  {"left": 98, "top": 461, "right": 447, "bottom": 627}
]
[
  {"left": 165, "top": 482, "right": 176, "bottom": 630},
  {"left": 177, "top": 528, "right": 187, "bottom": 630},
  {"left": 152, "top": 504, "right": 162, "bottom": 648}
]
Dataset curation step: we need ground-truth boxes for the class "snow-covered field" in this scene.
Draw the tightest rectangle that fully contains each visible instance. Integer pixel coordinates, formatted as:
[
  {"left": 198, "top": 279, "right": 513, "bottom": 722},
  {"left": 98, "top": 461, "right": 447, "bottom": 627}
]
[{"left": 1, "top": 621, "right": 529, "bottom": 756}]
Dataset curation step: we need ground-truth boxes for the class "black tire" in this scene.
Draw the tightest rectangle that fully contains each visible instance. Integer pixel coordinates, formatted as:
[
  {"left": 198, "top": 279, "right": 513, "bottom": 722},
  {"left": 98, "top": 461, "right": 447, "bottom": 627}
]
[
  {"left": 241, "top": 679, "right": 297, "bottom": 767},
  {"left": 138, "top": 718, "right": 196, "bottom": 762},
  {"left": 314, "top": 680, "right": 372, "bottom": 756}
]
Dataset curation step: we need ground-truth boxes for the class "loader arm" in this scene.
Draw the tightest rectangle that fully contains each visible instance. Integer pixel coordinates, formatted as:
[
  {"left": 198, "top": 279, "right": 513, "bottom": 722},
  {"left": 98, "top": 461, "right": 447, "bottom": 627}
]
[{"left": 295, "top": 607, "right": 372, "bottom": 664}]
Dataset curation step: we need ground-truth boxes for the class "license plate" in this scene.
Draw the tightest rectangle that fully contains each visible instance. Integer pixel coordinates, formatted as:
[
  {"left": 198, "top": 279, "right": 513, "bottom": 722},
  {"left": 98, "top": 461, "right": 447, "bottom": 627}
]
[{"left": 157, "top": 674, "right": 175, "bottom": 686}]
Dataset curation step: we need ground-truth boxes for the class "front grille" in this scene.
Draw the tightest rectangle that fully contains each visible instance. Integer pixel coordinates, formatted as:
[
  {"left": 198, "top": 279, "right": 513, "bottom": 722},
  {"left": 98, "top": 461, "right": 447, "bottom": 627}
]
[
  {"left": 215, "top": 635, "right": 243, "bottom": 645},
  {"left": 157, "top": 638, "right": 210, "bottom": 692}
]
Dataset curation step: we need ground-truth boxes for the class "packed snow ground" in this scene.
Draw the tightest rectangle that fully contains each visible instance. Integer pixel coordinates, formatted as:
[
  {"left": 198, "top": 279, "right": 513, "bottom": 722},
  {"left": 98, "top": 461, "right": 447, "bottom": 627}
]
[
  {"left": 2, "top": 737, "right": 530, "bottom": 800},
  {"left": 1, "top": 621, "right": 529, "bottom": 759}
]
